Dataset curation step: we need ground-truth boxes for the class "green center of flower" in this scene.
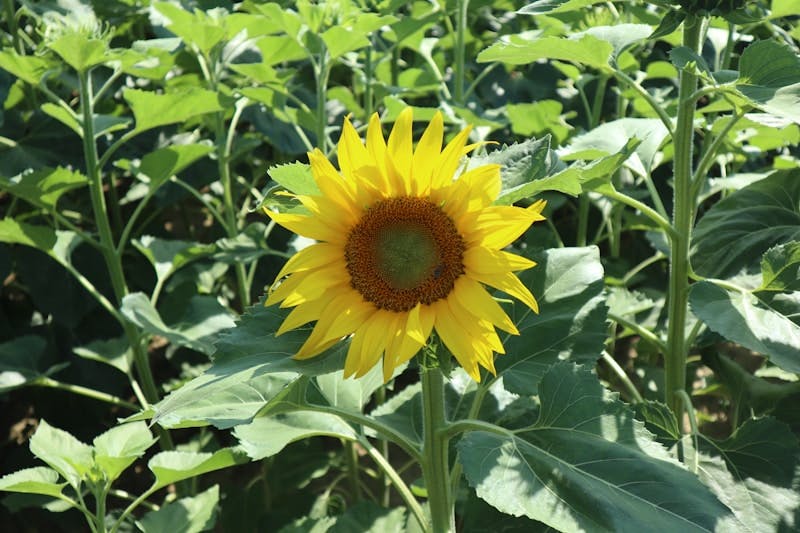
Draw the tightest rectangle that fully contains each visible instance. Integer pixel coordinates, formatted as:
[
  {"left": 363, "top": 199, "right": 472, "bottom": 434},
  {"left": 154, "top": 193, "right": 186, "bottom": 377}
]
[
  {"left": 374, "top": 223, "right": 439, "bottom": 290},
  {"left": 345, "top": 197, "right": 465, "bottom": 312}
]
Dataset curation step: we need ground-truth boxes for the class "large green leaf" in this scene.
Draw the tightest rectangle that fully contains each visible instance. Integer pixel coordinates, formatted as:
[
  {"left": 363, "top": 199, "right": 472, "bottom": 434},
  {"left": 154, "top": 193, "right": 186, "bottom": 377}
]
[
  {"left": 134, "top": 143, "right": 215, "bottom": 192},
  {"left": 736, "top": 40, "right": 800, "bottom": 124},
  {"left": 689, "top": 281, "right": 800, "bottom": 373},
  {"left": 152, "top": 303, "right": 347, "bottom": 429},
  {"left": 29, "top": 421, "right": 93, "bottom": 489},
  {"left": 234, "top": 412, "right": 356, "bottom": 460},
  {"left": 0, "top": 51, "right": 56, "bottom": 85},
  {"left": 561, "top": 118, "right": 669, "bottom": 178},
  {"left": 92, "top": 422, "right": 156, "bottom": 482},
  {"left": 477, "top": 34, "right": 614, "bottom": 71},
  {"left": 691, "top": 169, "right": 800, "bottom": 278},
  {"left": 0, "top": 167, "right": 88, "bottom": 210},
  {"left": 698, "top": 417, "right": 800, "bottom": 532},
  {"left": 132, "top": 236, "right": 214, "bottom": 288},
  {"left": 0, "top": 336, "right": 54, "bottom": 392},
  {"left": 48, "top": 32, "right": 111, "bottom": 72},
  {"left": 124, "top": 88, "right": 224, "bottom": 133},
  {"left": 148, "top": 449, "right": 248, "bottom": 490},
  {"left": 458, "top": 363, "right": 735, "bottom": 532},
  {"left": 497, "top": 247, "right": 607, "bottom": 396},
  {"left": 0, "top": 467, "right": 67, "bottom": 499},
  {"left": 137, "top": 484, "right": 219, "bottom": 533},
  {"left": 121, "top": 293, "right": 236, "bottom": 356}
]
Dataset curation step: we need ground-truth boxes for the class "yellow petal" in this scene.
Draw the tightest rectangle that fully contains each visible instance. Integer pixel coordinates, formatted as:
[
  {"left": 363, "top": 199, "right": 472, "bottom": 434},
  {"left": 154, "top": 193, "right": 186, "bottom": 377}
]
[
  {"left": 275, "top": 243, "right": 342, "bottom": 280},
  {"left": 276, "top": 301, "right": 323, "bottom": 335},
  {"left": 451, "top": 277, "right": 518, "bottom": 335},
  {"left": 457, "top": 164, "right": 501, "bottom": 210},
  {"left": 431, "top": 125, "right": 472, "bottom": 190},
  {"left": 470, "top": 270, "right": 540, "bottom": 314},
  {"left": 411, "top": 111, "right": 443, "bottom": 194},
  {"left": 308, "top": 149, "right": 356, "bottom": 209},
  {"left": 294, "top": 289, "right": 374, "bottom": 359},
  {"left": 432, "top": 300, "right": 481, "bottom": 382},
  {"left": 446, "top": 297, "right": 504, "bottom": 355},
  {"left": 270, "top": 264, "right": 349, "bottom": 308},
  {"left": 354, "top": 310, "right": 394, "bottom": 377},
  {"left": 337, "top": 115, "right": 372, "bottom": 179},
  {"left": 264, "top": 209, "right": 342, "bottom": 243},
  {"left": 387, "top": 107, "right": 413, "bottom": 194},
  {"left": 463, "top": 247, "right": 537, "bottom": 274},
  {"left": 467, "top": 205, "right": 545, "bottom": 249}
]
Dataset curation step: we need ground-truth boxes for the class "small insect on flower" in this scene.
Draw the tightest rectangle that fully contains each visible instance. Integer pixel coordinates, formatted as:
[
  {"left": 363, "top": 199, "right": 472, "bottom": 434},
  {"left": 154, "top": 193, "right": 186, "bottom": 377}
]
[{"left": 263, "top": 108, "right": 546, "bottom": 382}]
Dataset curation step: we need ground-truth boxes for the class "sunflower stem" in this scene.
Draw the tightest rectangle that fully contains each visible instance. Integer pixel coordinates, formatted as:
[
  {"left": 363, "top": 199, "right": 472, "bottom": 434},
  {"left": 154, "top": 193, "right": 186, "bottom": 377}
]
[
  {"left": 420, "top": 355, "right": 455, "bottom": 533},
  {"left": 453, "top": 0, "right": 469, "bottom": 105},
  {"left": 664, "top": 14, "right": 705, "bottom": 426}
]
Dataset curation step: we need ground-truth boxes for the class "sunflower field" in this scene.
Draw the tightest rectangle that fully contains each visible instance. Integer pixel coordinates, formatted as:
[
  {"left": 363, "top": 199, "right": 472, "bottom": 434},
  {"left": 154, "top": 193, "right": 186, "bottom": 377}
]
[{"left": 1, "top": 0, "right": 799, "bottom": 531}]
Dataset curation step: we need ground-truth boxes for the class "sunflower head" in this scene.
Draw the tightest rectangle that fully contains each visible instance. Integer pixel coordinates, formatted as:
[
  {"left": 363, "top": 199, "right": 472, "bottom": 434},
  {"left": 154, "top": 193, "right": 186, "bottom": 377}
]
[{"left": 264, "top": 108, "right": 546, "bottom": 382}]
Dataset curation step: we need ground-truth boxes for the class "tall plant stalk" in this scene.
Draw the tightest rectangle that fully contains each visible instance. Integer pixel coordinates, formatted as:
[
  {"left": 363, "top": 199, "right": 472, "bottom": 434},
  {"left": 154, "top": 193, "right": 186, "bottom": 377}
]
[
  {"left": 664, "top": 14, "right": 705, "bottom": 421},
  {"left": 420, "top": 357, "right": 455, "bottom": 532},
  {"left": 78, "top": 69, "right": 161, "bottom": 408}
]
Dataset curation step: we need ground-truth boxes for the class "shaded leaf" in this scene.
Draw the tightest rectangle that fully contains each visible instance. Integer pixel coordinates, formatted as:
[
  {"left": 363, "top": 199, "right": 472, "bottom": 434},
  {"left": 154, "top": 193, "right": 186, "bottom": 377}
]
[
  {"left": 497, "top": 247, "right": 607, "bottom": 396},
  {"left": 691, "top": 169, "right": 800, "bottom": 278},
  {"left": 152, "top": 303, "right": 347, "bottom": 429},
  {"left": 137, "top": 484, "right": 219, "bottom": 533},
  {"left": 737, "top": 40, "right": 800, "bottom": 124},
  {"left": 760, "top": 242, "right": 800, "bottom": 292},
  {"left": 121, "top": 293, "right": 236, "bottom": 356},
  {"left": 689, "top": 281, "right": 800, "bottom": 373},
  {"left": 459, "top": 363, "right": 735, "bottom": 532}
]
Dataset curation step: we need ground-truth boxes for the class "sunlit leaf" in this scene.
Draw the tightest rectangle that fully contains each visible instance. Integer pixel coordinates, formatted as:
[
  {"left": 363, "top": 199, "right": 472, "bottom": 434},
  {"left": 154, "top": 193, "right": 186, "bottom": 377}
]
[
  {"left": 124, "top": 88, "right": 224, "bottom": 133},
  {"left": 29, "top": 421, "right": 93, "bottom": 489},
  {"left": 0, "top": 467, "right": 66, "bottom": 499},
  {"left": 234, "top": 412, "right": 356, "bottom": 460},
  {"left": 148, "top": 449, "right": 248, "bottom": 490},
  {"left": 478, "top": 34, "right": 613, "bottom": 71},
  {"left": 759, "top": 241, "right": 800, "bottom": 292}
]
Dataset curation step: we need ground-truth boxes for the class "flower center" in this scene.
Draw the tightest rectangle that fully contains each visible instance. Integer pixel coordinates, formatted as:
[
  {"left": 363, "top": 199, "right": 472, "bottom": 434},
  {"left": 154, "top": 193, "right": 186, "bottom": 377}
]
[{"left": 345, "top": 197, "right": 465, "bottom": 312}]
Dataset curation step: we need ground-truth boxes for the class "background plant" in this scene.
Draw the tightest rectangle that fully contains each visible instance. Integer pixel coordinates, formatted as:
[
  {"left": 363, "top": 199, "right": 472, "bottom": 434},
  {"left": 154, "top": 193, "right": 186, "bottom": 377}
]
[{"left": 0, "top": 0, "right": 799, "bottom": 531}]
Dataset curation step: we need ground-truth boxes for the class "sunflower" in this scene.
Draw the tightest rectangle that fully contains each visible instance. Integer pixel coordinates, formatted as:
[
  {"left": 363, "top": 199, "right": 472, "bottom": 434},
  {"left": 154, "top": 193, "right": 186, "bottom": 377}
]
[{"left": 264, "top": 108, "right": 546, "bottom": 382}]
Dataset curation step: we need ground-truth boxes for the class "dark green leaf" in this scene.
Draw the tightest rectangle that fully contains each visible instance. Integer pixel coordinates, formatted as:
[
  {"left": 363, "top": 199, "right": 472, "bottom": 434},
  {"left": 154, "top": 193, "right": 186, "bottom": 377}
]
[
  {"left": 691, "top": 169, "right": 800, "bottom": 278},
  {"left": 0, "top": 336, "right": 49, "bottom": 392},
  {"left": 689, "top": 281, "right": 800, "bottom": 373},
  {"left": 152, "top": 303, "right": 347, "bottom": 429},
  {"left": 518, "top": 0, "right": 605, "bottom": 14},
  {"left": 497, "top": 247, "right": 607, "bottom": 396},
  {"left": 459, "top": 363, "right": 735, "bottom": 532}
]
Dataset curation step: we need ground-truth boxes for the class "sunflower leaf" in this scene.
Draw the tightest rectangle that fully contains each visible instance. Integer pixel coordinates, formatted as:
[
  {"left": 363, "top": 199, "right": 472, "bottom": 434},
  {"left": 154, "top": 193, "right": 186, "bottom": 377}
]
[
  {"left": 458, "top": 363, "right": 736, "bottom": 532},
  {"left": 137, "top": 484, "right": 219, "bottom": 533},
  {"left": 691, "top": 169, "right": 800, "bottom": 279},
  {"left": 497, "top": 246, "right": 607, "bottom": 396},
  {"left": 152, "top": 303, "right": 346, "bottom": 429}
]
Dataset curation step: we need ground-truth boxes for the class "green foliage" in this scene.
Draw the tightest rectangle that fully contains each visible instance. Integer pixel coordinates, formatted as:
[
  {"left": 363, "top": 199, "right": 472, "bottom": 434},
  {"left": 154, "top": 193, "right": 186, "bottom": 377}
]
[{"left": 1, "top": 0, "right": 799, "bottom": 530}]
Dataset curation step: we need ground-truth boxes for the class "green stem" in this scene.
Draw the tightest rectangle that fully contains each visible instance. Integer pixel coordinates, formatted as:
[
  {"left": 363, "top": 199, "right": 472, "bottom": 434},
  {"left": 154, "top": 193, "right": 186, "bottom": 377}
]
[
  {"left": 420, "top": 363, "right": 454, "bottom": 533},
  {"left": 315, "top": 48, "right": 330, "bottom": 151},
  {"left": 576, "top": 195, "right": 589, "bottom": 247},
  {"left": 608, "top": 312, "right": 666, "bottom": 352},
  {"left": 602, "top": 189, "right": 677, "bottom": 240},
  {"left": 344, "top": 439, "right": 362, "bottom": 502},
  {"left": 33, "top": 377, "right": 139, "bottom": 411},
  {"left": 601, "top": 351, "right": 643, "bottom": 403},
  {"left": 94, "top": 482, "right": 109, "bottom": 533},
  {"left": 453, "top": 0, "right": 469, "bottom": 105},
  {"left": 664, "top": 14, "right": 705, "bottom": 422},
  {"left": 363, "top": 36, "right": 374, "bottom": 120},
  {"left": 613, "top": 69, "right": 675, "bottom": 137},
  {"left": 2, "top": 0, "right": 23, "bottom": 53},
  {"left": 359, "top": 436, "right": 426, "bottom": 531},
  {"left": 690, "top": 110, "right": 744, "bottom": 201},
  {"left": 78, "top": 69, "right": 164, "bottom": 418}
]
